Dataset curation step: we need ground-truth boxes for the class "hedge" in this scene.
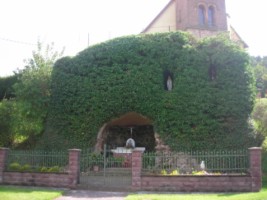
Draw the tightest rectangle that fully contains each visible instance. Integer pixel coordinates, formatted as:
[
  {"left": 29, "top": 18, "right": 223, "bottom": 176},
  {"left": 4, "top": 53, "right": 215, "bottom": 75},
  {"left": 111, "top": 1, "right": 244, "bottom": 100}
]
[{"left": 38, "top": 32, "right": 257, "bottom": 150}]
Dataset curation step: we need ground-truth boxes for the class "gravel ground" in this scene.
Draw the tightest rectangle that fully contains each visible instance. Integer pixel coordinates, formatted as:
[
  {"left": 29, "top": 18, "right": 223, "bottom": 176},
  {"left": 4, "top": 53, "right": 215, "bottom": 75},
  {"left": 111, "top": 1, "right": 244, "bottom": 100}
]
[{"left": 55, "top": 190, "right": 129, "bottom": 200}]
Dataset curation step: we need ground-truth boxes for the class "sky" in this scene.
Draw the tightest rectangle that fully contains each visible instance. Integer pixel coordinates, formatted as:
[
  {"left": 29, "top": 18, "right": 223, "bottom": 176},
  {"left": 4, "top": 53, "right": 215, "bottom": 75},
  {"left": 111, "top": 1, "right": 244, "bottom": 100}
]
[{"left": 0, "top": 0, "right": 266, "bottom": 77}]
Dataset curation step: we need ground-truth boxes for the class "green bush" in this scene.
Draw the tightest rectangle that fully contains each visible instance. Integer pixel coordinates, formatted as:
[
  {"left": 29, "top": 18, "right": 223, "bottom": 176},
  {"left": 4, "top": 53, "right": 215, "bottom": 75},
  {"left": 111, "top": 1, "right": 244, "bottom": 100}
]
[
  {"left": 47, "top": 166, "right": 60, "bottom": 173},
  {"left": 251, "top": 98, "right": 267, "bottom": 144},
  {"left": 8, "top": 162, "right": 63, "bottom": 173},
  {"left": 20, "top": 164, "right": 32, "bottom": 172},
  {"left": 0, "top": 75, "right": 18, "bottom": 100},
  {"left": 8, "top": 162, "right": 21, "bottom": 171},
  {"left": 40, "top": 32, "right": 256, "bottom": 150},
  {"left": 0, "top": 100, "right": 15, "bottom": 147},
  {"left": 40, "top": 167, "right": 48, "bottom": 173},
  {"left": 106, "top": 157, "right": 124, "bottom": 167}
]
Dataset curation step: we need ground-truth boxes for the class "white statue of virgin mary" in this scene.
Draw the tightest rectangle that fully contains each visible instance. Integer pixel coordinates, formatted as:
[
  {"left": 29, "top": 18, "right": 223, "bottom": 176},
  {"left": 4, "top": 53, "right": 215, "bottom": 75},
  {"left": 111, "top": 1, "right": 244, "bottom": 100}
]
[
  {"left": 126, "top": 138, "right": 135, "bottom": 149},
  {"left": 167, "top": 76, "right": 172, "bottom": 91}
]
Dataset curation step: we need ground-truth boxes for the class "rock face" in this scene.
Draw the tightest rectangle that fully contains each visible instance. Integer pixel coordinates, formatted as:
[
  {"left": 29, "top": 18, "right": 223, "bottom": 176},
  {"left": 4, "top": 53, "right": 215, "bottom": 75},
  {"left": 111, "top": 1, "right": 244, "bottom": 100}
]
[
  {"left": 95, "top": 125, "right": 156, "bottom": 152},
  {"left": 153, "top": 132, "right": 200, "bottom": 174},
  {"left": 154, "top": 133, "right": 170, "bottom": 152},
  {"left": 154, "top": 152, "right": 200, "bottom": 174}
]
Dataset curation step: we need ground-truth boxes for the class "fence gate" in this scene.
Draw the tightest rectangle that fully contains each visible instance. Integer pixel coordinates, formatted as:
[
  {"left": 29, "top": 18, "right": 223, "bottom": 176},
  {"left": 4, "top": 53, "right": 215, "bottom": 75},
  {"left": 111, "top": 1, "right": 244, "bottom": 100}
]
[{"left": 79, "top": 145, "right": 132, "bottom": 190}]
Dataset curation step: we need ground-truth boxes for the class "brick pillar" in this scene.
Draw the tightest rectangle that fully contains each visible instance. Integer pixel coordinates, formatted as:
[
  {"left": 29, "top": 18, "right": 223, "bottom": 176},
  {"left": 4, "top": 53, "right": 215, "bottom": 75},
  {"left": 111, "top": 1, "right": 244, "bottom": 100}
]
[
  {"left": 132, "top": 149, "right": 143, "bottom": 190},
  {"left": 68, "top": 149, "right": 81, "bottom": 189},
  {"left": 0, "top": 148, "right": 9, "bottom": 183},
  {"left": 249, "top": 147, "right": 262, "bottom": 192}
]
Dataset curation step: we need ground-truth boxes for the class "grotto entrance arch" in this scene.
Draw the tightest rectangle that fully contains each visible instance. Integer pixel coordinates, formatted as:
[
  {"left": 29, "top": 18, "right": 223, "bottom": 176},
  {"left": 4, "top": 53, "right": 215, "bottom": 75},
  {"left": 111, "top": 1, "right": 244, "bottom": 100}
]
[{"left": 95, "top": 112, "right": 156, "bottom": 152}]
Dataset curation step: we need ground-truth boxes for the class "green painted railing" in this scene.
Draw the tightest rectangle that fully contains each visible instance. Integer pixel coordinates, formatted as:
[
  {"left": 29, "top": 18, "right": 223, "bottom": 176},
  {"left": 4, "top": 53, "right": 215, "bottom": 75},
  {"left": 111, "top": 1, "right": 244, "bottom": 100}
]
[
  {"left": 80, "top": 146, "right": 128, "bottom": 172},
  {"left": 142, "top": 149, "right": 249, "bottom": 175},
  {"left": 6, "top": 150, "right": 68, "bottom": 172}
]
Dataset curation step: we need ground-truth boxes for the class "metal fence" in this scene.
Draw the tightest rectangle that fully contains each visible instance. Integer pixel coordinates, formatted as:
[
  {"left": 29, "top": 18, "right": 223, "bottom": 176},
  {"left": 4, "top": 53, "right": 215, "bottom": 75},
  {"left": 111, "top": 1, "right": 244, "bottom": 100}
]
[
  {"left": 142, "top": 149, "right": 249, "bottom": 175},
  {"left": 80, "top": 145, "right": 132, "bottom": 189},
  {"left": 80, "top": 146, "right": 132, "bottom": 172},
  {"left": 6, "top": 150, "right": 69, "bottom": 172}
]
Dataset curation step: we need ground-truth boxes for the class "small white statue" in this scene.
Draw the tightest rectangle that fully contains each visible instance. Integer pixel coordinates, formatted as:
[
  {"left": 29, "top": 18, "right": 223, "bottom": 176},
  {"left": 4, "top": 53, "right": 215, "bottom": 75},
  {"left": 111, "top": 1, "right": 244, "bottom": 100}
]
[
  {"left": 200, "top": 160, "right": 205, "bottom": 171},
  {"left": 167, "top": 76, "right": 172, "bottom": 91},
  {"left": 126, "top": 138, "right": 135, "bottom": 149}
]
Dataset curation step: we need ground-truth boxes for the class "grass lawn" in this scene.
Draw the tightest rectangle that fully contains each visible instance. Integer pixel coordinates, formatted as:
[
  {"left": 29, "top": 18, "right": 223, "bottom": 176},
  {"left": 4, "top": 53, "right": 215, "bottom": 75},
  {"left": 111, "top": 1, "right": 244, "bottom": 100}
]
[
  {"left": 0, "top": 176, "right": 266, "bottom": 200},
  {"left": 126, "top": 174, "right": 267, "bottom": 200},
  {"left": 0, "top": 185, "right": 63, "bottom": 200}
]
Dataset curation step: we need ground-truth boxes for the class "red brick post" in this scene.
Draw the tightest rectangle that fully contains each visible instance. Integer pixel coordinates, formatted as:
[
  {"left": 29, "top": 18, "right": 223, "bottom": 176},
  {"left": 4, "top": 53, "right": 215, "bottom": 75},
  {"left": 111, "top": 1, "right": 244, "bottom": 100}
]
[
  {"left": 132, "top": 149, "right": 144, "bottom": 190},
  {"left": 68, "top": 149, "right": 81, "bottom": 188},
  {"left": 0, "top": 148, "right": 8, "bottom": 183},
  {"left": 249, "top": 147, "right": 262, "bottom": 192}
]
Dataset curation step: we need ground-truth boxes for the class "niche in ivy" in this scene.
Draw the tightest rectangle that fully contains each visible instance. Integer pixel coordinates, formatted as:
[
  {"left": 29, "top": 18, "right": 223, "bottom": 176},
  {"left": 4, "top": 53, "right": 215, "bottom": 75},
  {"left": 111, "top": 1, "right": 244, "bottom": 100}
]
[
  {"left": 209, "top": 64, "right": 217, "bottom": 80},
  {"left": 163, "top": 70, "right": 173, "bottom": 91}
]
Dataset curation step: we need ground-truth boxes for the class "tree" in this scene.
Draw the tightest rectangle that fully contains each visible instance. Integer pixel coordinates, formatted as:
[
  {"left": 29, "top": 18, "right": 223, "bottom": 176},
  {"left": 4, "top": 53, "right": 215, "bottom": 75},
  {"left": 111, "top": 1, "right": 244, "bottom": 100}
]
[
  {"left": 0, "top": 100, "right": 15, "bottom": 147},
  {"left": 0, "top": 75, "right": 18, "bottom": 100},
  {"left": 251, "top": 56, "right": 267, "bottom": 97},
  {"left": 11, "top": 41, "right": 64, "bottom": 147},
  {"left": 252, "top": 98, "right": 267, "bottom": 137}
]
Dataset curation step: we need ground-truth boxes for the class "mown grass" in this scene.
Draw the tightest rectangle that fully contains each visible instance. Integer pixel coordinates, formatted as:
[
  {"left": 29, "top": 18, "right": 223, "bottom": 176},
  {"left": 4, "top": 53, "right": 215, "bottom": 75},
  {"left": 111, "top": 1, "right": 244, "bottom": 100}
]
[
  {"left": 0, "top": 186, "right": 63, "bottom": 200},
  {"left": 126, "top": 174, "right": 267, "bottom": 200}
]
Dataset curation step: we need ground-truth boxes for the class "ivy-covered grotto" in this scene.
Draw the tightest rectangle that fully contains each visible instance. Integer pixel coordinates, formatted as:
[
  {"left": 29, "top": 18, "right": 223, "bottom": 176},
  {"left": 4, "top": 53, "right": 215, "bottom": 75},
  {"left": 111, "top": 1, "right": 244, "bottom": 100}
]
[{"left": 39, "top": 32, "right": 257, "bottom": 151}]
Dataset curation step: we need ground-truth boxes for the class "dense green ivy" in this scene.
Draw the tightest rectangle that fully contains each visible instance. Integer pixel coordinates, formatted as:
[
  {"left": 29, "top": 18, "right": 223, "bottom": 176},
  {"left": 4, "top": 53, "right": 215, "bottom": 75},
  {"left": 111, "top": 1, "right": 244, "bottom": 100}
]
[
  {"left": 0, "top": 75, "right": 18, "bottom": 100},
  {"left": 39, "top": 32, "right": 257, "bottom": 150}
]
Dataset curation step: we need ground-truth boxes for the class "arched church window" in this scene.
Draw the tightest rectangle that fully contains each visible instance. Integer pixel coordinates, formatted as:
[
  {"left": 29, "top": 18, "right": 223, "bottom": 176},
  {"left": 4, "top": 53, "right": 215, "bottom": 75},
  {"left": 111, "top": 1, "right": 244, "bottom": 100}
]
[
  {"left": 198, "top": 5, "right": 206, "bottom": 26},
  {"left": 208, "top": 6, "right": 215, "bottom": 27}
]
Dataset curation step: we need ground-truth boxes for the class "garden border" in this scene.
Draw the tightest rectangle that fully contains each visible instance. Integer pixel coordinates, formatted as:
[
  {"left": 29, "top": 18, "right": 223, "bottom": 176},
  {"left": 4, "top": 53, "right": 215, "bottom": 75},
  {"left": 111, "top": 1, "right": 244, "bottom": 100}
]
[
  {"left": 133, "top": 147, "right": 262, "bottom": 192},
  {"left": 0, "top": 148, "right": 80, "bottom": 188},
  {"left": 0, "top": 147, "right": 262, "bottom": 192}
]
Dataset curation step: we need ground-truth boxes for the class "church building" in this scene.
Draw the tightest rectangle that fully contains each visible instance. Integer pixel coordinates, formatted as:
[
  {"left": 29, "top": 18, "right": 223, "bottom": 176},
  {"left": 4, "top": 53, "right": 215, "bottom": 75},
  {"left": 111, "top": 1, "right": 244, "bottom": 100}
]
[{"left": 142, "top": 0, "right": 247, "bottom": 48}]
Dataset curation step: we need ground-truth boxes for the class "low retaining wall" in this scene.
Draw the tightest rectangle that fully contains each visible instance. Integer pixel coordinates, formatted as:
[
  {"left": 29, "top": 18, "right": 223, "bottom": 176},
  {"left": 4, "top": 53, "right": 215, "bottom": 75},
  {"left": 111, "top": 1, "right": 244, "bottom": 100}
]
[
  {"left": 3, "top": 172, "right": 71, "bottom": 187},
  {"left": 0, "top": 148, "right": 80, "bottom": 188},
  {"left": 0, "top": 147, "right": 262, "bottom": 192},
  {"left": 132, "top": 147, "right": 262, "bottom": 192},
  {"left": 141, "top": 175, "right": 252, "bottom": 192}
]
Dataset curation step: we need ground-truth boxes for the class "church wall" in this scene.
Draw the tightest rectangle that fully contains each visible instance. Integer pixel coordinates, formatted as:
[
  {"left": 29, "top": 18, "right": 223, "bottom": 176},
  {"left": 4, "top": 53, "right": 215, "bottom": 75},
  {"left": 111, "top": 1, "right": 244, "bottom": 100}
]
[
  {"left": 175, "top": 0, "right": 188, "bottom": 30},
  {"left": 185, "top": 0, "right": 227, "bottom": 31},
  {"left": 144, "top": 0, "right": 228, "bottom": 38},
  {"left": 187, "top": 28, "right": 227, "bottom": 38},
  {"left": 174, "top": 0, "right": 228, "bottom": 37},
  {"left": 144, "top": 0, "right": 176, "bottom": 33}
]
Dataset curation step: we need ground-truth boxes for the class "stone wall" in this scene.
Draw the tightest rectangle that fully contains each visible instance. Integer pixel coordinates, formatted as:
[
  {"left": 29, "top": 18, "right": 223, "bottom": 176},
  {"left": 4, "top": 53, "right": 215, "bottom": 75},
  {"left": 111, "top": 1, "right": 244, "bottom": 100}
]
[
  {"left": 0, "top": 148, "right": 80, "bottom": 189},
  {"left": 141, "top": 175, "right": 252, "bottom": 192},
  {"left": 0, "top": 147, "right": 262, "bottom": 192},
  {"left": 3, "top": 172, "right": 71, "bottom": 188},
  {"left": 132, "top": 147, "right": 262, "bottom": 192}
]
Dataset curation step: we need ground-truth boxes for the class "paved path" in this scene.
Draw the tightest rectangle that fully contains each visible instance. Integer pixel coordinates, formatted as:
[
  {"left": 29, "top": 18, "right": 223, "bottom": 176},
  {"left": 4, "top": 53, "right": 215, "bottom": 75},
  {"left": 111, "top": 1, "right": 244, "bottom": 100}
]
[{"left": 55, "top": 190, "right": 129, "bottom": 200}]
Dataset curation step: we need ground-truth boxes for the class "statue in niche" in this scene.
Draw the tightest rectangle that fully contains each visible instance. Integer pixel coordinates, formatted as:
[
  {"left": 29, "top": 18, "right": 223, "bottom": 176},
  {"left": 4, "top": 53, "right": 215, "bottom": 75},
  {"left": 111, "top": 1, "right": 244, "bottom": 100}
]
[
  {"left": 167, "top": 75, "right": 172, "bottom": 91},
  {"left": 164, "top": 70, "right": 173, "bottom": 91},
  {"left": 126, "top": 138, "right": 135, "bottom": 149}
]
